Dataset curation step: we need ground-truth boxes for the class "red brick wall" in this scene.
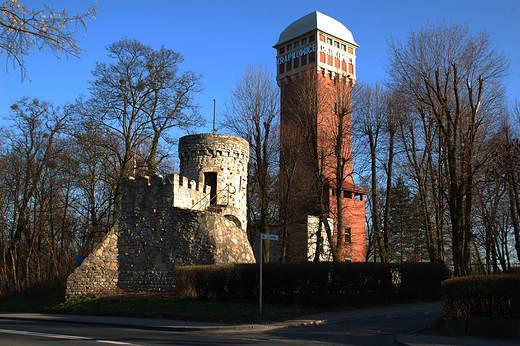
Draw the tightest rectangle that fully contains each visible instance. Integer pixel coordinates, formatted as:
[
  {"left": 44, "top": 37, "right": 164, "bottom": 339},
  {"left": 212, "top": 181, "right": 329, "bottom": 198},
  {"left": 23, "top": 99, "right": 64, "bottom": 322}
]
[{"left": 279, "top": 68, "right": 366, "bottom": 262}]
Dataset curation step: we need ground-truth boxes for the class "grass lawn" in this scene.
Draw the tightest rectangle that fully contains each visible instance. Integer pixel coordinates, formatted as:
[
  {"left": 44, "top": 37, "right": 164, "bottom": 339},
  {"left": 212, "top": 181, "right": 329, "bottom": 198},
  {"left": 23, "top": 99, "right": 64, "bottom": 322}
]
[{"left": 0, "top": 292, "right": 311, "bottom": 324}]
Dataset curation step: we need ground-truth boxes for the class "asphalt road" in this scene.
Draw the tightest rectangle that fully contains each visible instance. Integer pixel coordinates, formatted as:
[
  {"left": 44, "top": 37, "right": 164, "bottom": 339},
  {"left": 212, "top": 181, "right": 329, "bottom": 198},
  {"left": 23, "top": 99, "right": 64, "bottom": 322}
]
[{"left": 0, "top": 308, "right": 439, "bottom": 346}]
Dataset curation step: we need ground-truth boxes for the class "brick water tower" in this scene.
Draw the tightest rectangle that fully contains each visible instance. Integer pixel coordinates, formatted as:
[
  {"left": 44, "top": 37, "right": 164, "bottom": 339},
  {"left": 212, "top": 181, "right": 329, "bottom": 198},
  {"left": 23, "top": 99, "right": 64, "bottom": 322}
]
[{"left": 274, "top": 11, "right": 366, "bottom": 262}]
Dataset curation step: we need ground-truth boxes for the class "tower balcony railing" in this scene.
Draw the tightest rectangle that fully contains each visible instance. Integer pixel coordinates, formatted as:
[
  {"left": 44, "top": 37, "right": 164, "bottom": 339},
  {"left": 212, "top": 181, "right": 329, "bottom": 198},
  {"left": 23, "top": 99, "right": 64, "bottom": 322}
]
[{"left": 191, "top": 183, "right": 236, "bottom": 213}]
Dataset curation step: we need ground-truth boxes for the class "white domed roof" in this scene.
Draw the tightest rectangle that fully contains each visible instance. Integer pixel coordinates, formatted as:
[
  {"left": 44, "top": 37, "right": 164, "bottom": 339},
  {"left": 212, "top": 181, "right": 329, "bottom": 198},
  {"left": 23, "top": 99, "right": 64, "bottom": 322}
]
[{"left": 275, "top": 11, "right": 357, "bottom": 47}]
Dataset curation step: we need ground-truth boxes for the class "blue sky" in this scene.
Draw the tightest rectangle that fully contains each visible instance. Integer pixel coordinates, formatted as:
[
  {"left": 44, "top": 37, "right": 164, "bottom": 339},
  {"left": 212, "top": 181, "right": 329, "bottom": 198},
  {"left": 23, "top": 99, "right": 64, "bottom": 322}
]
[{"left": 1, "top": 0, "right": 519, "bottom": 136}]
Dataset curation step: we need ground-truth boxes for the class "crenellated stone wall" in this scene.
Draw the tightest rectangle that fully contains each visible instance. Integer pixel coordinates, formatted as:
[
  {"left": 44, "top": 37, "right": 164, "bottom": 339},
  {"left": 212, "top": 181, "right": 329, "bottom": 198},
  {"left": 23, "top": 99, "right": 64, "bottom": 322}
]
[
  {"left": 65, "top": 134, "right": 255, "bottom": 301},
  {"left": 122, "top": 174, "right": 211, "bottom": 213}
]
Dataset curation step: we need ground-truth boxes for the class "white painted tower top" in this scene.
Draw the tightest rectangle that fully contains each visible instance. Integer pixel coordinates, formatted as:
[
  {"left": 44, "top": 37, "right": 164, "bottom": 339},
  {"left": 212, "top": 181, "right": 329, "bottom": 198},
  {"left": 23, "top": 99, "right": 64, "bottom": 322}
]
[{"left": 275, "top": 11, "right": 358, "bottom": 47}]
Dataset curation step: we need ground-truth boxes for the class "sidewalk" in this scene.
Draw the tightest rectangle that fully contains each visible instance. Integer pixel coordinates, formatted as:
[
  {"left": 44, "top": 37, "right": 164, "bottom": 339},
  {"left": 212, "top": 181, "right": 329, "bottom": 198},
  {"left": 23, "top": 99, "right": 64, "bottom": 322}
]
[{"left": 1, "top": 302, "right": 518, "bottom": 345}]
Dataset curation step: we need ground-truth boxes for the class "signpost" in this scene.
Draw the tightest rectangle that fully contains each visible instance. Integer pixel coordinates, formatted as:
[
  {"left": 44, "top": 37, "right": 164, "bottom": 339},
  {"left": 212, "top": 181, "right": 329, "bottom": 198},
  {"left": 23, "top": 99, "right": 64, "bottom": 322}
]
[{"left": 260, "top": 233, "right": 279, "bottom": 315}]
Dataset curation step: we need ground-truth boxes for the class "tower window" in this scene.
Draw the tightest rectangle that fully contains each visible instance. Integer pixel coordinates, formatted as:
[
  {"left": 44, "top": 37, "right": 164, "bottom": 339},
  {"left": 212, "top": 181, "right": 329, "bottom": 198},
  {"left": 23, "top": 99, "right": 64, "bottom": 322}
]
[
  {"left": 294, "top": 41, "right": 300, "bottom": 48},
  {"left": 279, "top": 47, "right": 285, "bottom": 54},
  {"left": 327, "top": 38, "right": 333, "bottom": 45},
  {"left": 301, "top": 54, "right": 307, "bottom": 66},
  {"left": 309, "top": 34, "right": 315, "bottom": 42},
  {"left": 344, "top": 227, "right": 351, "bottom": 243},
  {"left": 287, "top": 44, "right": 292, "bottom": 51},
  {"left": 204, "top": 172, "right": 217, "bottom": 206},
  {"left": 302, "top": 38, "right": 308, "bottom": 45},
  {"left": 341, "top": 44, "right": 346, "bottom": 51},
  {"left": 334, "top": 102, "right": 338, "bottom": 114},
  {"left": 334, "top": 41, "right": 340, "bottom": 48}
]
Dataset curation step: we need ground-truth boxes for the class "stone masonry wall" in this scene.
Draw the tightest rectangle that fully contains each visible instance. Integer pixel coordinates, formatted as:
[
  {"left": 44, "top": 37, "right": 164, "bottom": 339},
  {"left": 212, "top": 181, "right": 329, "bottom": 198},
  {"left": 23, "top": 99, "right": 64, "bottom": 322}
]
[
  {"left": 65, "top": 228, "right": 122, "bottom": 300},
  {"left": 65, "top": 134, "right": 255, "bottom": 301},
  {"left": 66, "top": 174, "right": 255, "bottom": 301}
]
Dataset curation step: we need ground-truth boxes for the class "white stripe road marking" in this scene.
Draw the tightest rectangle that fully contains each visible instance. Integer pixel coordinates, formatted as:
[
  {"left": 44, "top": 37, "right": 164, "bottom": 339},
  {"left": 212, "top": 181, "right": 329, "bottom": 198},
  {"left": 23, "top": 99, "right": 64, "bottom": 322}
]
[{"left": 0, "top": 328, "right": 141, "bottom": 345}]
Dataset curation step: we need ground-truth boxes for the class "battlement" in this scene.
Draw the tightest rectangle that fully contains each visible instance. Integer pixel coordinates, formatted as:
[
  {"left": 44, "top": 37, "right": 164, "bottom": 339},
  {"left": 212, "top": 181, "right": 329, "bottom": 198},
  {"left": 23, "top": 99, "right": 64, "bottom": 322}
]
[
  {"left": 178, "top": 133, "right": 250, "bottom": 163},
  {"left": 121, "top": 173, "right": 212, "bottom": 214}
]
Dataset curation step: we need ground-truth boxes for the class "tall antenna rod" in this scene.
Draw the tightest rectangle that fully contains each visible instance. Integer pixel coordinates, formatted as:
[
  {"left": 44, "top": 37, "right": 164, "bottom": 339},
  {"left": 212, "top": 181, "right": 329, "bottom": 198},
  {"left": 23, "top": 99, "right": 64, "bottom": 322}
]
[{"left": 212, "top": 99, "right": 216, "bottom": 133}]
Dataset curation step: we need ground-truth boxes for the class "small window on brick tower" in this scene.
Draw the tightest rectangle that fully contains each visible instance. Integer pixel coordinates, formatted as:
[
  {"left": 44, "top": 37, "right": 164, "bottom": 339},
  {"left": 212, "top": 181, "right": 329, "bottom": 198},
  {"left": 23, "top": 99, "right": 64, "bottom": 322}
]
[
  {"left": 344, "top": 227, "right": 351, "bottom": 243},
  {"left": 333, "top": 102, "right": 338, "bottom": 114}
]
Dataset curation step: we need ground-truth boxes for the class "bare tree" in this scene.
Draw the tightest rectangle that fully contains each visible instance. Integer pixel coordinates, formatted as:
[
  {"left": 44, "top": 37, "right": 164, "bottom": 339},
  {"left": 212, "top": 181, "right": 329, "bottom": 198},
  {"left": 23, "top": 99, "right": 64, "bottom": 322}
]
[
  {"left": 0, "top": 0, "right": 97, "bottom": 79},
  {"left": 1, "top": 97, "right": 70, "bottom": 293},
  {"left": 325, "top": 76, "right": 357, "bottom": 261},
  {"left": 354, "top": 83, "right": 397, "bottom": 262},
  {"left": 387, "top": 21, "right": 510, "bottom": 275},
  {"left": 221, "top": 63, "right": 279, "bottom": 261},
  {"left": 492, "top": 112, "right": 520, "bottom": 266},
  {"left": 282, "top": 69, "right": 358, "bottom": 262},
  {"left": 76, "top": 38, "right": 203, "bottom": 218},
  {"left": 282, "top": 69, "right": 332, "bottom": 261},
  {"left": 396, "top": 94, "right": 446, "bottom": 263}
]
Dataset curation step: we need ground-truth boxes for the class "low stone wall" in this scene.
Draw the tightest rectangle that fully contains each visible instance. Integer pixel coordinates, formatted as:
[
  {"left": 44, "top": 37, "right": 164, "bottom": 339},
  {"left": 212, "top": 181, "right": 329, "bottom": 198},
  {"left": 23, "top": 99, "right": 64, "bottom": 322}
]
[{"left": 65, "top": 229, "right": 122, "bottom": 301}]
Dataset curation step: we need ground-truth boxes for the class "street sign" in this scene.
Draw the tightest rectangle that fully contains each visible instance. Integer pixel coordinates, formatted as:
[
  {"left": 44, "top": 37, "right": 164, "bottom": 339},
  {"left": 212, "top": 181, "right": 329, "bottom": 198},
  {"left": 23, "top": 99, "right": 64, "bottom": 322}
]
[{"left": 261, "top": 233, "right": 279, "bottom": 241}]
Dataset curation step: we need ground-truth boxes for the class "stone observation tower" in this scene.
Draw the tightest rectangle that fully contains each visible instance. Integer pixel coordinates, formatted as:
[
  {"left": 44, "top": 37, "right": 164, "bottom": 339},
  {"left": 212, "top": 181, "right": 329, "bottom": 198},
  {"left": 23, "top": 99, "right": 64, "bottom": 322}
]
[
  {"left": 65, "top": 133, "right": 254, "bottom": 301},
  {"left": 274, "top": 11, "right": 366, "bottom": 262},
  {"left": 179, "top": 133, "right": 249, "bottom": 233}
]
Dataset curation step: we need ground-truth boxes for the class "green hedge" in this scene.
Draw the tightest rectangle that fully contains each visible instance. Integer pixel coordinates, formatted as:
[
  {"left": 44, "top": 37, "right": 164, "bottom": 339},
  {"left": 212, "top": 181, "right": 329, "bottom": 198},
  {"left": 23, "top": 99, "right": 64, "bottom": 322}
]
[
  {"left": 175, "top": 262, "right": 450, "bottom": 309},
  {"left": 442, "top": 274, "right": 520, "bottom": 319}
]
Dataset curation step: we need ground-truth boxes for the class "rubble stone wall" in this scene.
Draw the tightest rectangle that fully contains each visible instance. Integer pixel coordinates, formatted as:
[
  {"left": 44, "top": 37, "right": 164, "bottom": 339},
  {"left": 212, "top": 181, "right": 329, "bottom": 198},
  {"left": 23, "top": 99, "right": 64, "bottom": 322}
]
[{"left": 65, "top": 134, "right": 254, "bottom": 301}]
